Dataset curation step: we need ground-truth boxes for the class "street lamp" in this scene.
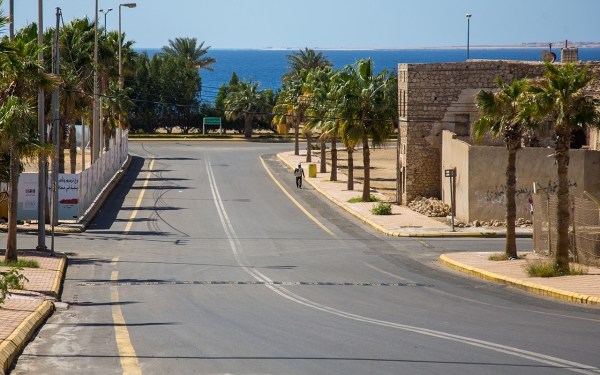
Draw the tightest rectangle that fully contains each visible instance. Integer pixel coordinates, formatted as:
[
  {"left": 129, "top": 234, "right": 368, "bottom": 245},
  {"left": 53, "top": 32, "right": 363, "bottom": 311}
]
[
  {"left": 118, "top": 3, "right": 136, "bottom": 142},
  {"left": 99, "top": 8, "right": 113, "bottom": 37},
  {"left": 466, "top": 14, "right": 472, "bottom": 60}
]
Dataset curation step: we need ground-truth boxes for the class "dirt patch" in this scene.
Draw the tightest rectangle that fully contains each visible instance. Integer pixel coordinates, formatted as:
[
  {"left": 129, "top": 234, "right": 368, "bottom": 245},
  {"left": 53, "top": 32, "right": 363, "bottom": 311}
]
[{"left": 324, "top": 145, "right": 397, "bottom": 202}]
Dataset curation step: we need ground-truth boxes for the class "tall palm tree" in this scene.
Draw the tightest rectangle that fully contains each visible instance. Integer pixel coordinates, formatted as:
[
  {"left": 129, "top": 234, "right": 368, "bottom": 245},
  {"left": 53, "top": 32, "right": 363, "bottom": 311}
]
[
  {"left": 525, "top": 62, "right": 600, "bottom": 273},
  {"left": 161, "top": 37, "right": 216, "bottom": 71},
  {"left": 0, "top": 33, "right": 58, "bottom": 261},
  {"left": 224, "top": 79, "right": 271, "bottom": 138},
  {"left": 282, "top": 48, "right": 333, "bottom": 81},
  {"left": 330, "top": 58, "right": 397, "bottom": 201},
  {"left": 473, "top": 78, "right": 533, "bottom": 259}
]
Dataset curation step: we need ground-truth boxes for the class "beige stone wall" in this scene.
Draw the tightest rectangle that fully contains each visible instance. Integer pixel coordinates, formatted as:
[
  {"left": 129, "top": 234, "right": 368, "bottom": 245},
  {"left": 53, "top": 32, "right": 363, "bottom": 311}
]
[
  {"left": 399, "top": 60, "right": 600, "bottom": 205},
  {"left": 442, "top": 130, "right": 600, "bottom": 222}
]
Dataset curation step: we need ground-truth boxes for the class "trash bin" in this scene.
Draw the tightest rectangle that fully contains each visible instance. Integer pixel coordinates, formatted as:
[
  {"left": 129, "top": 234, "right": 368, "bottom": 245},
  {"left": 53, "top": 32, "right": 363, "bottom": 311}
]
[{"left": 307, "top": 163, "right": 317, "bottom": 178}]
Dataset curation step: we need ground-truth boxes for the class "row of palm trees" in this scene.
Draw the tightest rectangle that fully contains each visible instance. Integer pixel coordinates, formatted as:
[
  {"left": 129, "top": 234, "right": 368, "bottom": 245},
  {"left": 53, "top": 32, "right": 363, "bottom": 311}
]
[
  {"left": 272, "top": 49, "right": 398, "bottom": 202},
  {"left": 1, "top": 0, "right": 219, "bottom": 262},
  {"left": 474, "top": 62, "right": 600, "bottom": 273}
]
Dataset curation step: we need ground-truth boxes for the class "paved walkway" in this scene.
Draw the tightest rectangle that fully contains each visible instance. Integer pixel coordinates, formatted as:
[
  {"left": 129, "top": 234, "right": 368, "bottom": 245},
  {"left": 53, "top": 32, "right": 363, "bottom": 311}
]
[
  {"left": 277, "top": 150, "right": 599, "bottom": 307},
  {"left": 0, "top": 251, "right": 66, "bottom": 374}
]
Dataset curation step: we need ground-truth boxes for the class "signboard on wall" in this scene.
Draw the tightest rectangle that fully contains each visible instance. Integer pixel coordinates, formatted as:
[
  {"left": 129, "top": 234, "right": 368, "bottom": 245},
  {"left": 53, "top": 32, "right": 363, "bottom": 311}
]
[
  {"left": 17, "top": 173, "right": 38, "bottom": 220},
  {"left": 47, "top": 174, "right": 80, "bottom": 220}
]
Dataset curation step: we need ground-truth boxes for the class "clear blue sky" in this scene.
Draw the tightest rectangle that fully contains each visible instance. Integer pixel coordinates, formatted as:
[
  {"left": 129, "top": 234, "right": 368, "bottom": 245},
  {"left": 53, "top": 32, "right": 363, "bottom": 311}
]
[{"left": 5, "top": 0, "right": 600, "bottom": 49}]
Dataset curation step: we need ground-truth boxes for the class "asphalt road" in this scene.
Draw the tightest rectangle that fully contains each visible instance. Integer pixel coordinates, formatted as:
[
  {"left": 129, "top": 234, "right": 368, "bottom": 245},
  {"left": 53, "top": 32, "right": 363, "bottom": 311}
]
[{"left": 10, "top": 142, "right": 600, "bottom": 375}]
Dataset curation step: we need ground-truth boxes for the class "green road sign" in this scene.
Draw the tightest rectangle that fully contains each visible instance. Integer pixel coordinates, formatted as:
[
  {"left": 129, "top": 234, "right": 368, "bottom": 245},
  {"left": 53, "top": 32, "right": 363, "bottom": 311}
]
[{"left": 204, "top": 117, "right": 221, "bottom": 125}]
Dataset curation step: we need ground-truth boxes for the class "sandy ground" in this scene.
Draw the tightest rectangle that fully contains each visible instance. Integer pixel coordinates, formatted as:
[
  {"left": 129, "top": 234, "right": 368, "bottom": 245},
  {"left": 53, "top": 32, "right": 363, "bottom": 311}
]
[
  {"left": 322, "top": 145, "right": 397, "bottom": 202},
  {"left": 23, "top": 150, "right": 91, "bottom": 174}
]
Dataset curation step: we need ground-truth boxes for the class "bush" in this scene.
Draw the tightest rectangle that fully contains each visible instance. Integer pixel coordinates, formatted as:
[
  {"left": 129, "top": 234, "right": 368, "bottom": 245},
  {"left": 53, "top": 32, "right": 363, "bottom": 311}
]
[
  {"left": 524, "top": 260, "right": 587, "bottom": 277},
  {"left": 0, "top": 268, "right": 28, "bottom": 305},
  {"left": 371, "top": 202, "right": 392, "bottom": 215}
]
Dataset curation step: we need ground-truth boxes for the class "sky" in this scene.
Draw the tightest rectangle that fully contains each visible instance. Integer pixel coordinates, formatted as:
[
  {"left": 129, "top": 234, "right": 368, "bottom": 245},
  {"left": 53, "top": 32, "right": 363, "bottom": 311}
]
[{"left": 4, "top": 0, "right": 600, "bottom": 49}]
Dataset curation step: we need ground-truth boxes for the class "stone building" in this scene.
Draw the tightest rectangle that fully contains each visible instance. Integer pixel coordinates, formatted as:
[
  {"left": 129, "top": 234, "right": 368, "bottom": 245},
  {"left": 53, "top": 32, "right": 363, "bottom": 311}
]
[{"left": 397, "top": 59, "right": 600, "bottom": 206}]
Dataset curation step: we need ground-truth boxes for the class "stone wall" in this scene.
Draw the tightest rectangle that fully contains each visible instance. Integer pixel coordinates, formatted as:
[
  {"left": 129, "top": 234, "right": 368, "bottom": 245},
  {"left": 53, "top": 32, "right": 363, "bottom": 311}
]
[{"left": 398, "top": 60, "right": 600, "bottom": 204}]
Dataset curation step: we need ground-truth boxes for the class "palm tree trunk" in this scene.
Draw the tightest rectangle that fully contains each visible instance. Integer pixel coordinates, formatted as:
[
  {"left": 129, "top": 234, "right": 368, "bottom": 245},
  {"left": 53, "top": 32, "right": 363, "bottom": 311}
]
[
  {"left": 320, "top": 137, "right": 326, "bottom": 173},
  {"left": 347, "top": 148, "right": 354, "bottom": 191},
  {"left": 330, "top": 136, "right": 337, "bottom": 182},
  {"left": 244, "top": 114, "right": 252, "bottom": 138},
  {"left": 505, "top": 147, "right": 518, "bottom": 258},
  {"left": 69, "top": 124, "right": 77, "bottom": 174},
  {"left": 555, "top": 129, "right": 571, "bottom": 273},
  {"left": 5, "top": 147, "right": 20, "bottom": 262},
  {"left": 361, "top": 134, "right": 371, "bottom": 202},
  {"left": 294, "top": 118, "right": 299, "bottom": 155},
  {"left": 306, "top": 131, "right": 312, "bottom": 162}
]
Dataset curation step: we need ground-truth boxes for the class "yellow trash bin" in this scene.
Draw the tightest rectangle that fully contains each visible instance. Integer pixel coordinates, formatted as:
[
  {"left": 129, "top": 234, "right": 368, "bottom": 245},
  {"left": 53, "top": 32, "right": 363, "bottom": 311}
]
[{"left": 307, "top": 163, "right": 317, "bottom": 178}]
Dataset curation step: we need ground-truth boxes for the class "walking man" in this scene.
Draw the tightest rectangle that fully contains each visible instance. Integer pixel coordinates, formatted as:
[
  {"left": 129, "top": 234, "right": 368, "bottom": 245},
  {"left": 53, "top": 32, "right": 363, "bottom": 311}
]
[{"left": 294, "top": 163, "right": 305, "bottom": 188}]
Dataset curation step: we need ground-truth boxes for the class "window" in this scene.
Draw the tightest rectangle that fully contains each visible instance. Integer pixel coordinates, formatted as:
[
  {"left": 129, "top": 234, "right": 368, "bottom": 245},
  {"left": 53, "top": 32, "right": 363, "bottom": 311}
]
[{"left": 455, "top": 114, "right": 470, "bottom": 136}]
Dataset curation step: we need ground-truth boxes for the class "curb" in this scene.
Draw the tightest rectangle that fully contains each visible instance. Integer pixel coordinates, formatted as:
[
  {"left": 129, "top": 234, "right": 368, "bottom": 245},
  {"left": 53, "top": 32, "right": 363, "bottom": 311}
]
[
  {"left": 439, "top": 254, "right": 600, "bottom": 306},
  {"left": 78, "top": 154, "right": 132, "bottom": 232},
  {"left": 276, "top": 154, "right": 500, "bottom": 238},
  {"left": 49, "top": 253, "right": 68, "bottom": 300},
  {"left": 0, "top": 300, "right": 54, "bottom": 375}
]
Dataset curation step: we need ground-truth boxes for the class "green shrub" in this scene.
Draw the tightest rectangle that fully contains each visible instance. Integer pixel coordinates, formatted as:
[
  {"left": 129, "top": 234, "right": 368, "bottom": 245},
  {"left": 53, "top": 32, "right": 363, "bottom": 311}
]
[
  {"left": 371, "top": 202, "right": 392, "bottom": 215},
  {"left": 0, "top": 259, "right": 40, "bottom": 268},
  {"left": 488, "top": 253, "right": 527, "bottom": 261},
  {"left": 348, "top": 195, "right": 380, "bottom": 203},
  {"left": 524, "top": 260, "right": 587, "bottom": 277},
  {"left": 0, "top": 268, "right": 29, "bottom": 305}
]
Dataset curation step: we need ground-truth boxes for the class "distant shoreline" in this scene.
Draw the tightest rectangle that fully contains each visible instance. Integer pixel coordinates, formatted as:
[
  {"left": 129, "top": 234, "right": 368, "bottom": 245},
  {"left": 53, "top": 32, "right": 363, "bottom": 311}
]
[{"left": 137, "top": 45, "right": 600, "bottom": 51}]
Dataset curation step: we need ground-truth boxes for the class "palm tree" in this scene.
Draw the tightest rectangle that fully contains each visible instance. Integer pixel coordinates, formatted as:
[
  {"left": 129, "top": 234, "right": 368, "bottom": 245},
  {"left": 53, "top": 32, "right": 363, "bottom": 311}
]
[
  {"left": 0, "top": 38, "right": 58, "bottom": 261},
  {"left": 161, "top": 37, "right": 216, "bottom": 71},
  {"left": 103, "top": 81, "right": 134, "bottom": 145},
  {"left": 525, "top": 62, "right": 600, "bottom": 273},
  {"left": 303, "top": 67, "right": 336, "bottom": 175},
  {"left": 282, "top": 48, "right": 333, "bottom": 81},
  {"left": 473, "top": 78, "right": 533, "bottom": 259},
  {"left": 330, "top": 58, "right": 397, "bottom": 201},
  {"left": 273, "top": 71, "right": 310, "bottom": 155},
  {"left": 224, "top": 79, "right": 271, "bottom": 138}
]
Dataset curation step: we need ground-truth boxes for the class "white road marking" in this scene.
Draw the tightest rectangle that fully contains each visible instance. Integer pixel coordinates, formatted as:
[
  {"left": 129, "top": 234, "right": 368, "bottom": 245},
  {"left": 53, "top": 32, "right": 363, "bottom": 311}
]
[{"left": 205, "top": 156, "right": 600, "bottom": 374}]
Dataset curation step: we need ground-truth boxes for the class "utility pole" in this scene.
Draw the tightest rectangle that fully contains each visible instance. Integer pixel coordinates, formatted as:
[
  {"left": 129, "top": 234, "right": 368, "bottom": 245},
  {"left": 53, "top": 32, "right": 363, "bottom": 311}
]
[
  {"left": 50, "top": 7, "right": 61, "bottom": 256},
  {"left": 37, "top": 0, "right": 46, "bottom": 251},
  {"left": 9, "top": 0, "right": 13, "bottom": 40}
]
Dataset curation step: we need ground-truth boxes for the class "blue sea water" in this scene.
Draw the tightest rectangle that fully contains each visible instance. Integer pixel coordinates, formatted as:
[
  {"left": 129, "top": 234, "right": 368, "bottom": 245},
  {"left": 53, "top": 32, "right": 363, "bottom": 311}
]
[{"left": 136, "top": 48, "right": 600, "bottom": 105}]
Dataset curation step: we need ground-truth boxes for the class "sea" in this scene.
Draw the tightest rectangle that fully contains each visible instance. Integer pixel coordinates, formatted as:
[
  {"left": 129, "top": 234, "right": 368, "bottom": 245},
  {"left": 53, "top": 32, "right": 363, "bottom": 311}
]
[{"left": 136, "top": 48, "right": 600, "bottom": 105}]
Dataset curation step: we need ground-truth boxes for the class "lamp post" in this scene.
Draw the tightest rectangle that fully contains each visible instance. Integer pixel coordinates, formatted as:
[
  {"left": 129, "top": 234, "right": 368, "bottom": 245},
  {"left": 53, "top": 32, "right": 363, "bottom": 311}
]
[
  {"left": 92, "top": 0, "right": 99, "bottom": 163},
  {"left": 118, "top": 3, "right": 136, "bottom": 143},
  {"left": 466, "top": 14, "right": 472, "bottom": 60},
  {"left": 37, "top": 0, "right": 46, "bottom": 251},
  {"left": 99, "top": 8, "right": 113, "bottom": 37}
]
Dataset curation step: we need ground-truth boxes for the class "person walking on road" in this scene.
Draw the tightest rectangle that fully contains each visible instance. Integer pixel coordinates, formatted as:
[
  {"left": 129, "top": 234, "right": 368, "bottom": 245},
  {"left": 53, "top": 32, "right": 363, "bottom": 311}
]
[{"left": 294, "top": 163, "right": 305, "bottom": 188}]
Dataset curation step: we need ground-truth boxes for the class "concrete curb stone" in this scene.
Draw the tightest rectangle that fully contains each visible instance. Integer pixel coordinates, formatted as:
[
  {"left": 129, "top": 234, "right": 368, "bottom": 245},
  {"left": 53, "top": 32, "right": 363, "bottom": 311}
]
[{"left": 439, "top": 254, "right": 599, "bottom": 306}]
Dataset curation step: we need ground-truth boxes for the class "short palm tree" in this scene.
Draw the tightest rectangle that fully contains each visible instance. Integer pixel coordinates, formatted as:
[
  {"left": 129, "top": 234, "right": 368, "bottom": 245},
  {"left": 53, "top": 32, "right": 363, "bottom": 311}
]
[
  {"left": 273, "top": 71, "right": 310, "bottom": 155},
  {"left": 330, "top": 58, "right": 397, "bottom": 201},
  {"left": 224, "top": 79, "right": 271, "bottom": 138},
  {"left": 162, "top": 37, "right": 216, "bottom": 71},
  {"left": 282, "top": 48, "right": 333, "bottom": 81},
  {"left": 525, "top": 62, "right": 600, "bottom": 273},
  {"left": 473, "top": 78, "right": 533, "bottom": 259}
]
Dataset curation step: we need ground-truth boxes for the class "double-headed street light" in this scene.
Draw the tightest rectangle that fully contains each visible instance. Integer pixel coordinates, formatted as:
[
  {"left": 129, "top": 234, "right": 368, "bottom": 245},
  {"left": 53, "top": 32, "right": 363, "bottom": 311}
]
[
  {"left": 466, "top": 14, "right": 472, "bottom": 60},
  {"left": 119, "top": 3, "right": 136, "bottom": 142},
  {"left": 99, "top": 7, "right": 113, "bottom": 37}
]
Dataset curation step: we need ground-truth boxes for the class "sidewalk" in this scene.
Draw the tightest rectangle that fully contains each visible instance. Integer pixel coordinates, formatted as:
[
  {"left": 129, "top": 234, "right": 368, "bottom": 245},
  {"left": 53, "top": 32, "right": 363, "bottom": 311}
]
[
  {"left": 0, "top": 250, "right": 67, "bottom": 374},
  {"left": 277, "top": 151, "right": 599, "bottom": 307},
  {"left": 277, "top": 151, "right": 532, "bottom": 238}
]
